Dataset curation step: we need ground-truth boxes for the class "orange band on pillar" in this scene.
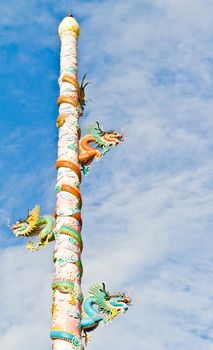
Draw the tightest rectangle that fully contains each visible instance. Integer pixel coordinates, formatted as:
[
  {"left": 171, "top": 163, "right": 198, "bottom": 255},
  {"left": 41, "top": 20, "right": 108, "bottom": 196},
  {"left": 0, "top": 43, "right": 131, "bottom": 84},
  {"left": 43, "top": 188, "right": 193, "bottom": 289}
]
[
  {"left": 56, "top": 160, "right": 81, "bottom": 181},
  {"left": 56, "top": 115, "right": 68, "bottom": 128},
  {"left": 57, "top": 95, "right": 78, "bottom": 108},
  {"left": 72, "top": 212, "right": 83, "bottom": 228},
  {"left": 60, "top": 184, "right": 82, "bottom": 208},
  {"left": 62, "top": 74, "right": 80, "bottom": 93}
]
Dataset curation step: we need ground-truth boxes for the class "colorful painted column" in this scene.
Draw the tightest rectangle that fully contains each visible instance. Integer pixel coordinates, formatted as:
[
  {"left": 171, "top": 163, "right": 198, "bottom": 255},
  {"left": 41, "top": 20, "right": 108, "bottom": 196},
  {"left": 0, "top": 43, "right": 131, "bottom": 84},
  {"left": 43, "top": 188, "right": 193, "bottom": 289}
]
[
  {"left": 50, "top": 15, "right": 84, "bottom": 350},
  {"left": 11, "top": 14, "right": 131, "bottom": 350}
]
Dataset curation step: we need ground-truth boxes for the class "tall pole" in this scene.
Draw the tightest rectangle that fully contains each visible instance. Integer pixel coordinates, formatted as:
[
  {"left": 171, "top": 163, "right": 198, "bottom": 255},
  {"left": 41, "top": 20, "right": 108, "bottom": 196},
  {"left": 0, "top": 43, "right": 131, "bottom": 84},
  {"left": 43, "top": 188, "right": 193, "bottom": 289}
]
[
  {"left": 11, "top": 14, "right": 131, "bottom": 350},
  {"left": 50, "top": 15, "right": 84, "bottom": 350}
]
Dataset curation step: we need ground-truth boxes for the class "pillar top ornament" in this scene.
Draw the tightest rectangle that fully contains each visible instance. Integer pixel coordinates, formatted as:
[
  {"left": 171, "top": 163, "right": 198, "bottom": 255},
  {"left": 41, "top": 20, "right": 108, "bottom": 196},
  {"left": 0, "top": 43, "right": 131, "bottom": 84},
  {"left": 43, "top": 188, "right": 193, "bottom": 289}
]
[{"left": 58, "top": 16, "right": 80, "bottom": 39}]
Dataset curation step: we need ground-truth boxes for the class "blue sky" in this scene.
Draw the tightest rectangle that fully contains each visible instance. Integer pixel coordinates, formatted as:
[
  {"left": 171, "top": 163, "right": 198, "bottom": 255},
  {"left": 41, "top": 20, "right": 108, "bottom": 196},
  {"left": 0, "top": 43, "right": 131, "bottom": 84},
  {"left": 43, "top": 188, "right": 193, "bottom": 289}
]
[{"left": 0, "top": 0, "right": 213, "bottom": 349}]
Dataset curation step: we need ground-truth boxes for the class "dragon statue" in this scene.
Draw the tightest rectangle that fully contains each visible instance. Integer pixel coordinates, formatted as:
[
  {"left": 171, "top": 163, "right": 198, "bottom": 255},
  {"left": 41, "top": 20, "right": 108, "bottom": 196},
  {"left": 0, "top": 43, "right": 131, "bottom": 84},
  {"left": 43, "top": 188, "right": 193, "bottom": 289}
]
[
  {"left": 11, "top": 205, "right": 55, "bottom": 251},
  {"left": 81, "top": 284, "right": 131, "bottom": 336},
  {"left": 79, "top": 122, "right": 122, "bottom": 174},
  {"left": 51, "top": 283, "right": 131, "bottom": 346}
]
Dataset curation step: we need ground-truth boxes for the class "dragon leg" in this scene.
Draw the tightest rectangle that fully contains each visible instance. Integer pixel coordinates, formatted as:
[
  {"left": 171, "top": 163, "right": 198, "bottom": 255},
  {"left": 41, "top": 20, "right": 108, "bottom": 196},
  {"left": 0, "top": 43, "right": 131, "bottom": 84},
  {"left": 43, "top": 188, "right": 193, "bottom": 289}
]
[
  {"left": 26, "top": 240, "right": 39, "bottom": 252},
  {"left": 42, "top": 235, "right": 50, "bottom": 248},
  {"left": 82, "top": 330, "right": 91, "bottom": 346}
]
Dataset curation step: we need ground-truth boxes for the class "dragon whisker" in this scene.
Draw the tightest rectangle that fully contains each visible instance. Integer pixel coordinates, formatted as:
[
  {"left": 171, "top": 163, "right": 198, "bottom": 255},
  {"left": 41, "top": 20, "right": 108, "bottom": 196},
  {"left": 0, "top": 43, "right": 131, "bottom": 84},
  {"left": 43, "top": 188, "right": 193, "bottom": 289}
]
[{"left": 2, "top": 217, "right": 12, "bottom": 229}]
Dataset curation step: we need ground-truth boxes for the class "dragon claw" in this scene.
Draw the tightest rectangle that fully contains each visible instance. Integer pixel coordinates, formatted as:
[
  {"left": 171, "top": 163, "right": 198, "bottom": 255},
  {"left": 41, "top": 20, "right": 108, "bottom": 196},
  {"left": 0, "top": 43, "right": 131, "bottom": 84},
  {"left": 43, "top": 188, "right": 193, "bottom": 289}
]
[
  {"left": 26, "top": 241, "right": 39, "bottom": 251},
  {"left": 107, "top": 308, "right": 119, "bottom": 322},
  {"left": 42, "top": 236, "right": 49, "bottom": 248},
  {"left": 82, "top": 332, "right": 91, "bottom": 346},
  {"left": 26, "top": 241, "right": 34, "bottom": 250}
]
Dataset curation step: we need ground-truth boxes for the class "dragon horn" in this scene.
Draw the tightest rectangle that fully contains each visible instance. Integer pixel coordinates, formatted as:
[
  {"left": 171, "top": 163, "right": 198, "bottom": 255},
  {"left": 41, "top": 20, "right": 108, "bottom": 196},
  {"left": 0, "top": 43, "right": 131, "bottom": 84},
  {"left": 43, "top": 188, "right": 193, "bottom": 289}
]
[
  {"left": 102, "top": 282, "right": 106, "bottom": 293},
  {"left": 83, "top": 81, "right": 91, "bottom": 88},
  {"left": 101, "top": 283, "right": 111, "bottom": 300},
  {"left": 81, "top": 73, "right": 91, "bottom": 88},
  {"left": 96, "top": 121, "right": 101, "bottom": 129},
  {"left": 95, "top": 122, "right": 105, "bottom": 136},
  {"left": 81, "top": 73, "right": 87, "bottom": 87}
]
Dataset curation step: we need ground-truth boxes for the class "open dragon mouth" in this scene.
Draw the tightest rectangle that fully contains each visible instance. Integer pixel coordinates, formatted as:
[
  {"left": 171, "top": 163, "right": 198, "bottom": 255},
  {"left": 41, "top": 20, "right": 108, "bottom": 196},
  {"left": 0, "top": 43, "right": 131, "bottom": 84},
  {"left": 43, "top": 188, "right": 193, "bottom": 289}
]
[
  {"left": 12, "top": 222, "right": 23, "bottom": 230},
  {"left": 103, "top": 132, "right": 123, "bottom": 145},
  {"left": 123, "top": 297, "right": 132, "bottom": 305},
  {"left": 11, "top": 220, "right": 29, "bottom": 236},
  {"left": 112, "top": 295, "right": 132, "bottom": 308},
  {"left": 118, "top": 296, "right": 132, "bottom": 306}
]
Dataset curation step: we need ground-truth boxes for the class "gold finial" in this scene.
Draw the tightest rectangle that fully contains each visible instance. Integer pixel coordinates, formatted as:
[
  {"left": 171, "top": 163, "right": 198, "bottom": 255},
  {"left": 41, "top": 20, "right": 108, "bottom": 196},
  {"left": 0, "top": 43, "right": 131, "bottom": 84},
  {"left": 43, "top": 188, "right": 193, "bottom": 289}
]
[{"left": 58, "top": 16, "right": 80, "bottom": 39}]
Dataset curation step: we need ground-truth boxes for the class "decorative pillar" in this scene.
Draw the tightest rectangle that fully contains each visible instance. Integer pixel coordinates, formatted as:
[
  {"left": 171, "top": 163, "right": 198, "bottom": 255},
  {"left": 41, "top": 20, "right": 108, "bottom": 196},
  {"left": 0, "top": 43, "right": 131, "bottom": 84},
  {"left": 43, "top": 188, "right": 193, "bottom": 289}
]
[
  {"left": 11, "top": 14, "right": 131, "bottom": 350},
  {"left": 50, "top": 16, "right": 84, "bottom": 350}
]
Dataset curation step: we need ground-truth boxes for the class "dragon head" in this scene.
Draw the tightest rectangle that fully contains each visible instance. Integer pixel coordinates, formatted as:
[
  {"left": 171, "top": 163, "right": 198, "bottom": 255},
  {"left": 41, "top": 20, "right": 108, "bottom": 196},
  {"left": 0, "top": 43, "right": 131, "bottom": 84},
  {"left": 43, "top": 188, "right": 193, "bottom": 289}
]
[
  {"left": 102, "top": 130, "right": 122, "bottom": 147},
  {"left": 101, "top": 283, "right": 131, "bottom": 316},
  {"left": 87, "top": 122, "right": 123, "bottom": 155},
  {"left": 106, "top": 292, "right": 131, "bottom": 312},
  {"left": 12, "top": 205, "right": 40, "bottom": 237},
  {"left": 88, "top": 283, "right": 131, "bottom": 322}
]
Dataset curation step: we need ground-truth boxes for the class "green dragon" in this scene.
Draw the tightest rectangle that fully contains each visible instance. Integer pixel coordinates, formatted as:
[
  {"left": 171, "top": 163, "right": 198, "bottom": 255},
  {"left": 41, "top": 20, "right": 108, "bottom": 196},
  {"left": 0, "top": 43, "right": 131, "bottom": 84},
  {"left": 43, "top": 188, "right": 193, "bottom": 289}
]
[
  {"left": 51, "top": 282, "right": 131, "bottom": 345},
  {"left": 11, "top": 205, "right": 55, "bottom": 251},
  {"left": 79, "top": 122, "right": 122, "bottom": 174}
]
